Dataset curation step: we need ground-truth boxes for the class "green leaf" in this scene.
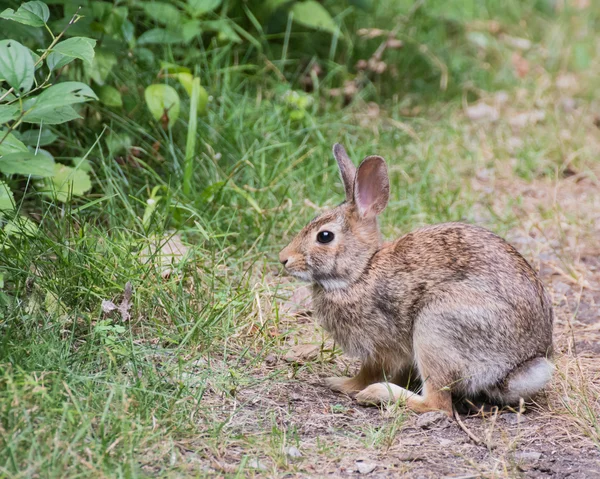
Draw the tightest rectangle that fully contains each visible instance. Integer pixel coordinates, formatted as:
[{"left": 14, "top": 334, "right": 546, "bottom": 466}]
[
  {"left": 51, "top": 37, "right": 96, "bottom": 68},
  {"left": 41, "top": 163, "right": 92, "bottom": 202},
  {"left": 181, "top": 20, "right": 202, "bottom": 42},
  {"left": 0, "top": 132, "right": 28, "bottom": 155},
  {"left": 19, "top": 129, "right": 57, "bottom": 147},
  {"left": 0, "top": 40, "right": 35, "bottom": 94},
  {"left": 28, "top": 82, "right": 97, "bottom": 117},
  {"left": 175, "top": 74, "right": 209, "bottom": 114},
  {"left": 137, "top": 28, "right": 185, "bottom": 45},
  {"left": 0, "top": 180, "right": 14, "bottom": 215},
  {"left": 291, "top": 1, "right": 338, "bottom": 34},
  {"left": 85, "top": 49, "right": 117, "bottom": 85},
  {"left": 187, "top": 0, "right": 222, "bottom": 17},
  {"left": 72, "top": 156, "right": 92, "bottom": 172},
  {"left": 144, "top": 84, "right": 180, "bottom": 127},
  {"left": 160, "top": 62, "right": 191, "bottom": 74},
  {"left": 142, "top": 2, "right": 181, "bottom": 27},
  {"left": 22, "top": 105, "right": 81, "bottom": 125},
  {"left": 46, "top": 51, "right": 74, "bottom": 72},
  {"left": 0, "top": 1, "right": 50, "bottom": 27},
  {"left": 0, "top": 104, "right": 19, "bottom": 124},
  {"left": 0, "top": 151, "right": 55, "bottom": 177},
  {"left": 4, "top": 216, "right": 37, "bottom": 237},
  {"left": 203, "top": 20, "right": 242, "bottom": 43},
  {"left": 97, "top": 85, "right": 123, "bottom": 107}
]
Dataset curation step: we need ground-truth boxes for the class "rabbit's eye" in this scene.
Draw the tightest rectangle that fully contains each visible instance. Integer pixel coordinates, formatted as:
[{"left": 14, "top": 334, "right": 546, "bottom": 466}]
[{"left": 317, "top": 231, "right": 334, "bottom": 244}]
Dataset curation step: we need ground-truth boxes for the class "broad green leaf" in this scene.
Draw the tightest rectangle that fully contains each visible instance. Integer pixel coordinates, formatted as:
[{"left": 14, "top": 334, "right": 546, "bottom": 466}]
[
  {"left": 142, "top": 2, "right": 181, "bottom": 26},
  {"left": 97, "top": 85, "right": 123, "bottom": 107},
  {"left": 0, "top": 131, "right": 28, "bottom": 155},
  {"left": 0, "top": 180, "right": 14, "bottom": 214},
  {"left": 0, "top": 40, "right": 35, "bottom": 94},
  {"left": 137, "top": 28, "right": 185, "bottom": 45},
  {"left": 0, "top": 104, "right": 19, "bottom": 124},
  {"left": 0, "top": 151, "right": 55, "bottom": 177},
  {"left": 4, "top": 216, "right": 37, "bottom": 237},
  {"left": 0, "top": 1, "right": 50, "bottom": 27},
  {"left": 291, "top": 1, "right": 338, "bottom": 34},
  {"left": 85, "top": 50, "right": 117, "bottom": 85},
  {"left": 181, "top": 20, "right": 202, "bottom": 42},
  {"left": 51, "top": 37, "right": 96, "bottom": 67},
  {"left": 175, "top": 74, "right": 208, "bottom": 114},
  {"left": 41, "top": 163, "right": 92, "bottom": 202},
  {"left": 187, "top": 0, "right": 222, "bottom": 17},
  {"left": 144, "top": 84, "right": 180, "bottom": 127},
  {"left": 29, "top": 82, "right": 98, "bottom": 114},
  {"left": 175, "top": 73, "right": 194, "bottom": 95},
  {"left": 203, "top": 20, "right": 242, "bottom": 43},
  {"left": 19, "top": 129, "right": 57, "bottom": 147},
  {"left": 46, "top": 51, "right": 75, "bottom": 72},
  {"left": 28, "top": 48, "right": 42, "bottom": 69},
  {"left": 72, "top": 156, "right": 92, "bottom": 172},
  {"left": 22, "top": 105, "right": 81, "bottom": 125}
]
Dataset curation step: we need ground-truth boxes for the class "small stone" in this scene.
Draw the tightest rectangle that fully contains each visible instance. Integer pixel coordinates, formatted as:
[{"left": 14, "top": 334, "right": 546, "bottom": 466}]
[
  {"left": 247, "top": 458, "right": 267, "bottom": 471},
  {"left": 416, "top": 411, "right": 451, "bottom": 429},
  {"left": 502, "top": 413, "right": 527, "bottom": 425},
  {"left": 355, "top": 461, "right": 377, "bottom": 474},
  {"left": 515, "top": 451, "right": 542, "bottom": 462},
  {"left": 552, "top": 281, "right": 571, "bottom": 295},
  {"left": 265, "top": 354, "right": 277, "bottom": 366},
  {"left": 285, "top": 446, "right": 302, "bottom": 458}
]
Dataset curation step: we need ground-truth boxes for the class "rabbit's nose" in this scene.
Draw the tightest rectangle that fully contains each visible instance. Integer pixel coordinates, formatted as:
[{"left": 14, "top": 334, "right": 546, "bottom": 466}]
[{"left": 279, "top": 250, "right": 290, "bottom": 266}]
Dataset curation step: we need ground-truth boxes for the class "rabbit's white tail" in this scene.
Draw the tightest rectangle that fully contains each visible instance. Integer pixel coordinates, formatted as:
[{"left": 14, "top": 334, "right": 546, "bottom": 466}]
[{"left": 496, "top": 357, "right": 554, "bottom": 405}]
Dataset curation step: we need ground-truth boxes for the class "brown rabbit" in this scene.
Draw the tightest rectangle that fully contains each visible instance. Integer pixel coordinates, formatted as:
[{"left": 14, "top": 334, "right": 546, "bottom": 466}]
[{"left": 279, "top": 144, "right": 554, "bottom": 415}]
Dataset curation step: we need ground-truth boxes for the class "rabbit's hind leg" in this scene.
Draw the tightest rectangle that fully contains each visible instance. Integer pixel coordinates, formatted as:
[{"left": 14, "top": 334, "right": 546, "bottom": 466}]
[
  {"left": 356, "top": 381, "right": 452, "bottom": 415},
  {"left": 324, "top": 361, "right": 384, "bottom": 396}
]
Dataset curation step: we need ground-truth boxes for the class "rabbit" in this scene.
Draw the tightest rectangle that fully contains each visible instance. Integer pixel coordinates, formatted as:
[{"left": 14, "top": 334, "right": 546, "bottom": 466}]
[{"left": 278, "top": 143, "right": 554, "bottom": 415}]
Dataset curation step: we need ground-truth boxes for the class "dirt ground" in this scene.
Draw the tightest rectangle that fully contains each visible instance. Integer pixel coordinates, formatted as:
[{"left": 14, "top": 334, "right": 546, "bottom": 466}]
[{"left": 184, "top": 167, "right": 600, "bottom": 478}]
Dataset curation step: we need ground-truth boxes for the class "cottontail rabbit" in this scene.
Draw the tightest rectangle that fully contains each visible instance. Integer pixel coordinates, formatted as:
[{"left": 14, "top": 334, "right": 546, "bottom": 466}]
[{"left": 279, "top": 144, "right": 554, "bottom": 415}]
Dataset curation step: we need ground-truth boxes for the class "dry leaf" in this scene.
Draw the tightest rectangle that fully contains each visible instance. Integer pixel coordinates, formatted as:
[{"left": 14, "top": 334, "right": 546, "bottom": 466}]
[
  {"left": 466, "top": 103, "right": 499, "bottom": 122},
  {"left": 284, "top": 344, "right": 320, "bottom": 363},
  {"left": 101, "top": 282, "right": 133, "bottom": 321},
  {"left": 139, "top": 233, "right": 190, "bottom": 279}
]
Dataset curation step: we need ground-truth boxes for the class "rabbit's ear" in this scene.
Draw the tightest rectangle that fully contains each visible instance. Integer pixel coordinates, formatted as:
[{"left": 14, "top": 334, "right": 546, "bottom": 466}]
[
  {"left": 354, "top": 155, "right": 389, "bottom": 218},
  {"left": 333, "top": 143, "right": 356, "bottom": 202}
]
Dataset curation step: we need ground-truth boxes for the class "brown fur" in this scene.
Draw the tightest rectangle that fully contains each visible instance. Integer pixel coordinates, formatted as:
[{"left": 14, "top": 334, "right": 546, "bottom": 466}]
[{"left": 279, "top": 144, "right": 554, "bottom": 415}]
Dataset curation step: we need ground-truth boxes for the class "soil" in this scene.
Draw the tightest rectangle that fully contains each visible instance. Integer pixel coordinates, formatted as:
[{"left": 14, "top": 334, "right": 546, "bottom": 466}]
[{"left": 184, "top": 171, "right": 600, "bottom": 478}]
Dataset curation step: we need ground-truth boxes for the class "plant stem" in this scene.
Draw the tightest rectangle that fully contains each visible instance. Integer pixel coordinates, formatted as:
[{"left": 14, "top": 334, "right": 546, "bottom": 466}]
[{"left": 183, "top": 77, "right": 200, "bottom": 196}]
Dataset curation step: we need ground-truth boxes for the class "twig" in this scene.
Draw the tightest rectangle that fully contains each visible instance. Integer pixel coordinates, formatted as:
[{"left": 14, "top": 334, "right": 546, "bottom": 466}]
[{"left": 453, "top": 407, "right": 483, "bottom": 445}]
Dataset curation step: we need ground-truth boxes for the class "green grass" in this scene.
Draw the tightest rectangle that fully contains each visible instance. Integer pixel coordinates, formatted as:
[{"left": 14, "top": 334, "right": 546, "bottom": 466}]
[{"left": 2, "top": 0, "right": 600, "bottom": 476}]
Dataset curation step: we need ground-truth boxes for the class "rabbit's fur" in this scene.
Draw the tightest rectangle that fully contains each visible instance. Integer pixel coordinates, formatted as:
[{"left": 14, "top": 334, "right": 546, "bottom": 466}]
[{"left": 279, "top": 144, "right": 554, "bottom": 415}]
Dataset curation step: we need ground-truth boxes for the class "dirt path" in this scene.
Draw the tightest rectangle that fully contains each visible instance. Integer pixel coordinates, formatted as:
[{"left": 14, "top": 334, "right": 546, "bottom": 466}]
[
  {"left": 177, "top": 164, "right": 600, "bottom": 478},
  {"left": 228, "top": 172, "right": 599, "bottom": 478}
]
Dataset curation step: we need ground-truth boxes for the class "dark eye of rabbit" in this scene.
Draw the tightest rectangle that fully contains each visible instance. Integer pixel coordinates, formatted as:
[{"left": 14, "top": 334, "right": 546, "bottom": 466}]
[{"left": 317, "top": 231, "right": 334, "bottom": 244}]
